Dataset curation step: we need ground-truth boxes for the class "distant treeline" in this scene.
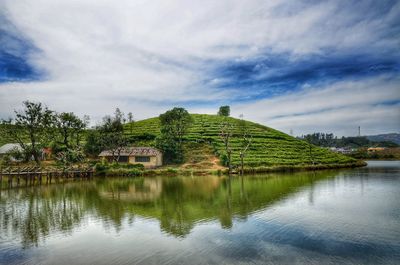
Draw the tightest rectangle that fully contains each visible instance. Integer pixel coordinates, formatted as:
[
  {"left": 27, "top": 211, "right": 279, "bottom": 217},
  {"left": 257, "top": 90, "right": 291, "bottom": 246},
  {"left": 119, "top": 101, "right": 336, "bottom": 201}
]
[{"left": 298, "top": 133, "right": 399, "bottom": 148}]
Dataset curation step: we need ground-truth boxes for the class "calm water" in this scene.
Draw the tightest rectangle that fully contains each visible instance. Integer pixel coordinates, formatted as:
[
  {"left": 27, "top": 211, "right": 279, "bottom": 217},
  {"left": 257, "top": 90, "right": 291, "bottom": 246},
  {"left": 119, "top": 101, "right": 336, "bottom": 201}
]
[{"left": 1, "top": 161, "right": 399, "bottom": 265}]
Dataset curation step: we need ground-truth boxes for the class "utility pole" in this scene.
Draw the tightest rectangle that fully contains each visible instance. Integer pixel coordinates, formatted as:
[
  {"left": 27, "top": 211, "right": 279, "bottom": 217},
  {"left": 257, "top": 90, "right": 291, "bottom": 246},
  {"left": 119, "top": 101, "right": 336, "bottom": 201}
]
[{"left": 358, "top": 126, "right": 361, "bottom": 137}]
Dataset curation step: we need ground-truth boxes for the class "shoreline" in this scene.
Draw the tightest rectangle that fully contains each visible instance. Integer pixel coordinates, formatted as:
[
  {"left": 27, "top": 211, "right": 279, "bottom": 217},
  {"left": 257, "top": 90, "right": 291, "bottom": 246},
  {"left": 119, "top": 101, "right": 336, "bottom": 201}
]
[
  {"left": 0, "top": 160, "right": 368, "bottom": 189},
  {"left": 139, "top": 160, "right": 367, "bottom": 177}
]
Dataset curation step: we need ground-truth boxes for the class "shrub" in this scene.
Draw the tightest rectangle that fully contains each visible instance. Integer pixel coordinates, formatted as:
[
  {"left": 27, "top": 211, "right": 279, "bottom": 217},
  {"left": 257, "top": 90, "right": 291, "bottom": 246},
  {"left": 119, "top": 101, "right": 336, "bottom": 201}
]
[
  {"left": 94, "top": 161, "right": 144, "bottom": 177},
  {"left": 166, "top": 167, "right": 178, "bottom": 173},
  {"left": 105, "top": 168, "right": 143, "bottom": 177},
  {"left": 94, "top": 161, "right": 110, "bottom": 176}
]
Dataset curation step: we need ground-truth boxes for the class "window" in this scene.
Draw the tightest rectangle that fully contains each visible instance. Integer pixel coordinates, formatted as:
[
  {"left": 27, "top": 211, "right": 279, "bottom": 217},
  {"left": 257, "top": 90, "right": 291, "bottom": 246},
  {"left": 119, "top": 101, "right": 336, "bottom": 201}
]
[
  {"left": 118, "top": 156, "right": 129, "bottom": 163},
  {"left": 135, "top": 156, "right": 151, "bottom": 162}
]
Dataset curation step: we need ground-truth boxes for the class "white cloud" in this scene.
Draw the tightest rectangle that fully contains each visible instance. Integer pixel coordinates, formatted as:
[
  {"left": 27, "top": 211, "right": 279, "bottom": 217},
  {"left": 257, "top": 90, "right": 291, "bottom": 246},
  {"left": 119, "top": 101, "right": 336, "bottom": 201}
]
[
  {"left": 0, "top": 0, "right": 399, "bottom": 135},
  {"left": 231, "top": 76, "right": 400, "bottom": 136}
]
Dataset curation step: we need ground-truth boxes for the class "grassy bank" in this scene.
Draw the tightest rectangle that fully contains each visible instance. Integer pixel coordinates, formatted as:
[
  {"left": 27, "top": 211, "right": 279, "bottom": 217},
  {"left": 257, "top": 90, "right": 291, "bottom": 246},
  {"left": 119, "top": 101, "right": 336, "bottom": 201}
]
[{"left": 92, "top": 160, "right": 367, "bottom": 177}]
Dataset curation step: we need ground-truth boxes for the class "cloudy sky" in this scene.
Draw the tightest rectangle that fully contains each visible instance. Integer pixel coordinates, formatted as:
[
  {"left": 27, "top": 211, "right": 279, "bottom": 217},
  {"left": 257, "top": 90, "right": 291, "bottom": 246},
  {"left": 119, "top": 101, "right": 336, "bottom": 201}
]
[{"left": 1, "top": 0, "right": 399, "bottom": 136}]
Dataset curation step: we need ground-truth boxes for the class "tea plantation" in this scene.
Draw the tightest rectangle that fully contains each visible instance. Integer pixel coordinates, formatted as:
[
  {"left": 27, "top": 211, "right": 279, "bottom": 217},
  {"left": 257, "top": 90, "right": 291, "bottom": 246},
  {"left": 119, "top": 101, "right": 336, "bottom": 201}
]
[{"left": 124, "top": 114, "right": 358, "bottom": 168}]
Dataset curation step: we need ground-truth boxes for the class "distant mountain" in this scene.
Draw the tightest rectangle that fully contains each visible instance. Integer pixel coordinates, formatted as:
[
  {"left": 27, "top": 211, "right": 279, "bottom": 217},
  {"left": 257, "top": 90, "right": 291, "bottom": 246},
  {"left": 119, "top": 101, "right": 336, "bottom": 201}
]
[{"left": 366, "top": 133, "right": 400, "bottom": 145}]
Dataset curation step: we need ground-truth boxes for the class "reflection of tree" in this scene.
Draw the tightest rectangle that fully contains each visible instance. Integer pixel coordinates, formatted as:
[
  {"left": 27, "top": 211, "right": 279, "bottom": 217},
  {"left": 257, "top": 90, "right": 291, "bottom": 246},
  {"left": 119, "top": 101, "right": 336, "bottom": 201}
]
[
  {"left": 0, "top": 170, "right": 336, "bottom": 247},
  {"left": 0, "top": 186, "right": 87, "bottom": 248}
]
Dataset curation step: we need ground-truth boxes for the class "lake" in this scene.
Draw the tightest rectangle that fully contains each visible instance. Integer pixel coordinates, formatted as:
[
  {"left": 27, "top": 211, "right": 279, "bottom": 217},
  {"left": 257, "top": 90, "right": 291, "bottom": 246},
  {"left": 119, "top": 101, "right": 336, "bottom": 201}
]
[{"left": 1, "top": 161, "right": 399, "bottom": 265}]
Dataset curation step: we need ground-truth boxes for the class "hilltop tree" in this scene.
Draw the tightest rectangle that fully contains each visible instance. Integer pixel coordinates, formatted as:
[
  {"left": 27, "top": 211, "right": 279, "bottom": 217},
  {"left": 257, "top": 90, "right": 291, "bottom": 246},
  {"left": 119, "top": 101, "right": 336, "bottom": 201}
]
[
  {"left": 157, "top": 107, "right": 193, "bottom": 164},
  {"left": 0, "top": 101, "right": 54, "bottom": 165},
  {"left": 218, "top": 106, "right": 230, "bottom": 117}
]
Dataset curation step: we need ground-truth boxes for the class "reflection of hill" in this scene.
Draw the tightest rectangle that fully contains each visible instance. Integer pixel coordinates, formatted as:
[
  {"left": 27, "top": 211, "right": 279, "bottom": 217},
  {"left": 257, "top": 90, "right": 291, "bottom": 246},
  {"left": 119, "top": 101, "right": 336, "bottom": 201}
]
[
  {"left": 123, "top": 172, "right": 335, "bottom": 236},
  {"left": 0, "top": 171, "right": 336, "bottom": 246}
]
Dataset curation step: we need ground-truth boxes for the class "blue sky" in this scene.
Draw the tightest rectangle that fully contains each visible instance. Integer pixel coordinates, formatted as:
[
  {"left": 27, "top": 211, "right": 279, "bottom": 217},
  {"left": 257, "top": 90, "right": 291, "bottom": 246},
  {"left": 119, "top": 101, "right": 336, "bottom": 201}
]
[{"left": 0, "top": 0, "right": 399, "bottom": 136}]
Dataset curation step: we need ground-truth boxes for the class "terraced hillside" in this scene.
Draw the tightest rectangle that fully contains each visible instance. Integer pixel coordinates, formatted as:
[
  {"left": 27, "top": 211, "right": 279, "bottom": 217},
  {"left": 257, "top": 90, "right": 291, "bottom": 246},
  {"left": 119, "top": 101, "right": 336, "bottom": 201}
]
[{"left": 124, "top": 114, "right": 358, "bottom": 168}]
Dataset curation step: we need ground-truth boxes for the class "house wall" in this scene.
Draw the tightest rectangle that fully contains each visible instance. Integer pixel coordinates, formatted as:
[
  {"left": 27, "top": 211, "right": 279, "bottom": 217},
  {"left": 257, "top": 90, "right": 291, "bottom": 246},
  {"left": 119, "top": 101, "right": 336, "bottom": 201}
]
[{"left": 128, "top": 154, "right": 162, "bottom": 168}]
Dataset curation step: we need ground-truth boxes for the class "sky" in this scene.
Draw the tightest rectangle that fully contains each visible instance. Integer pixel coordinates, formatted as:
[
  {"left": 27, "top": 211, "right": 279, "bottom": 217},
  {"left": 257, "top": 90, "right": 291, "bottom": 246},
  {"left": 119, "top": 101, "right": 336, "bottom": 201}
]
[{"left": 0, "top": 0, "right": 399, "bottom": 136}]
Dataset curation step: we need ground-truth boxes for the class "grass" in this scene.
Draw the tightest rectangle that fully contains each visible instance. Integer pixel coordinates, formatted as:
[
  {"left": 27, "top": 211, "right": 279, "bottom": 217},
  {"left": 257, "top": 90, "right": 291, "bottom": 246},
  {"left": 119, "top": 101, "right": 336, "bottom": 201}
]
[{"left": 123, "top": 114, "right": 360, "bottom": 169}]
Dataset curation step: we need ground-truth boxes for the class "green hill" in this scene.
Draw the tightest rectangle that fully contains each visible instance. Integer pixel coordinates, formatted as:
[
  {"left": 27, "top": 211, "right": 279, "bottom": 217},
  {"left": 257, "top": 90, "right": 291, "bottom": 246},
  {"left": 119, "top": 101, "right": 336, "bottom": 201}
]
[{"left": 124, "top": 114, "right": 359, "bottom": 169}]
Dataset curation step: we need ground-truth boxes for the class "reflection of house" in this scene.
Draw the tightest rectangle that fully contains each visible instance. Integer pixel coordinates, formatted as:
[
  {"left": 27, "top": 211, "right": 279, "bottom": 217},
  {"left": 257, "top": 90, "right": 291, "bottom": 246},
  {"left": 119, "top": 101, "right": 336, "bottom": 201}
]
[
  {"left": 100, "top": 179, "right": 162, "bottom": 202},
  {"left": 98, "top": 147, "right": 162, "bottom": 168}
]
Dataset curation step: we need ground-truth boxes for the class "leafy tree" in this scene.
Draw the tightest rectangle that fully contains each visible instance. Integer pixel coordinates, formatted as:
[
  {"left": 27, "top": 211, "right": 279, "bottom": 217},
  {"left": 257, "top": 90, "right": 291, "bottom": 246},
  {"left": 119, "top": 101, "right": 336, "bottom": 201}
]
[
  {"left": 83, "top": 108, "right": 128, "bottom": 161},
  {"left": 159, "top": 107, "right": 193, "bottom": 145},
  {"left": 54, "top": 112, "right": 87, "bottom": 149},
  {"left": 156, "top": 135, "right": 181, "bottom": 164},
  {"left": 1, "top": 101, "right": 54, "bottom": 165},
  {"left": 98, "top": 108, "right": 128, "bottom": 162},
  {"left": 157, "top": 107, "right": 193, "bottom": 164},
  {"left": 99, "top": 131, "right": 128, "bottom": 162},
  {"left": 218, "top": 106, "right": 230, "bottom": 117},
  {"left": 84, "top": 130, "right": 102, "bottom": 157},
  {"left": 114, "top": 108, "right": 126, "bottom": 124}
]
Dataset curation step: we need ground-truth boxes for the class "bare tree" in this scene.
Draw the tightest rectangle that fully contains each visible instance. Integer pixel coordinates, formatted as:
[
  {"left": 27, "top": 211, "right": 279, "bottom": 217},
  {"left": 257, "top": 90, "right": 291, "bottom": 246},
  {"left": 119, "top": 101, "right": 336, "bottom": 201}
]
[
  {"left": 219, "top": 120, "right": 233, "bottom": 174},
  {"left": 239, "top": 137, "right": 252, "bottom": 175},
  {"left": 127, "top": 112, "right": 134, "bottom": 135},
  {"left": 238, "top": 115, "right": 252, "bottom": 175}
]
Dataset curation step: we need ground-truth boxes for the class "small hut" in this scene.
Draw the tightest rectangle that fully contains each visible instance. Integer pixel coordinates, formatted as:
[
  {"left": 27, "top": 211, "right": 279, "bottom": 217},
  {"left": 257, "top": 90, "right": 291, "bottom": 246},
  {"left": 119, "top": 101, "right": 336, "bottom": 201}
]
[
  {"left": 98, "top": 147, "right": 162, "bottom": 168},
  {"left": 0, "top": 143, "right": 23, "bottom": 160}
]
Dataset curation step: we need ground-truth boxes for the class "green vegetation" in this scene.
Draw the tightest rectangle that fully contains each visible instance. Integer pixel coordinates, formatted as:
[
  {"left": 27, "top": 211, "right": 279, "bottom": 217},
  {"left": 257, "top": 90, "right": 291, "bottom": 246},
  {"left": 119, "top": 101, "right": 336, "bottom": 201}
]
[
  {"left": 94, "top": 162, "right": 144, "bottom": 177},
  {"left": 1, "top": 101, "right": 88, "bottom": 167},
  {"left": 124, "top": 114, "right": 359, "bottom": 169},
  {"left": 300, "top": 132, "right": 399, "bottom": 148},
  {"left": 156, "top": 107, "right": 193, "bottom": 164},
  {"left": 0, "top": 102, "right": 363, "bottom": 172},
  {"left": 217, "top": 105, "right": 230, "bottom": 117},
  {"left": 1, "top": 101, "right": 55, "bottom": 164},
  {"left": 350, "top": 147, "right": 400, "bottom": 160}
]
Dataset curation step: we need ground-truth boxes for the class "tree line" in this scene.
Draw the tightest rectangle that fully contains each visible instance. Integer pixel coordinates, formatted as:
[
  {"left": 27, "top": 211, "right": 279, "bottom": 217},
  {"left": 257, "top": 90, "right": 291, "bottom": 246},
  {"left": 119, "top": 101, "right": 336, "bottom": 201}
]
[
  {"left": 299, "top": 132, "right": 398, "bottom": 148},
  {"left": 1, "top": 102, "right": 250, "bottom": 173}
]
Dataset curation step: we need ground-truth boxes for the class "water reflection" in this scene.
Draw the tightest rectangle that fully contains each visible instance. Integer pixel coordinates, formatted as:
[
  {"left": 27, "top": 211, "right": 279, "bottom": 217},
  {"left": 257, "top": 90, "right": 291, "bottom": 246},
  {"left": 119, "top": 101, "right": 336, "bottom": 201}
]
[
  {"left": 2, "top": 163, "right": 400, "bottom": 265},
  {"left": 0, "top": 170, "right": 335, "bottom": 247}
]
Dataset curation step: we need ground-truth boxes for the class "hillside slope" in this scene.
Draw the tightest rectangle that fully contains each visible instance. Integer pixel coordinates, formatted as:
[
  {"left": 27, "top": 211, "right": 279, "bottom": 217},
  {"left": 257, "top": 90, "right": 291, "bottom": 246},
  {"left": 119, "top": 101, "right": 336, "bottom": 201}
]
[
  {"left": 124, "top": 114, "right": 357, "bottom": 168},
  {"left": 367, "top": 133, "right": 400, "bottom": 145}
]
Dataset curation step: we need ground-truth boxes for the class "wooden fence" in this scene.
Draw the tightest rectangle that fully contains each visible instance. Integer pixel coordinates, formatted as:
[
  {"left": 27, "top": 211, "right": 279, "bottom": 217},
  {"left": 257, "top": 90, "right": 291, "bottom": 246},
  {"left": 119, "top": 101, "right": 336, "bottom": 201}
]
[{"left": 0, "top": 166, "right": 94, "bottom": 189}]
